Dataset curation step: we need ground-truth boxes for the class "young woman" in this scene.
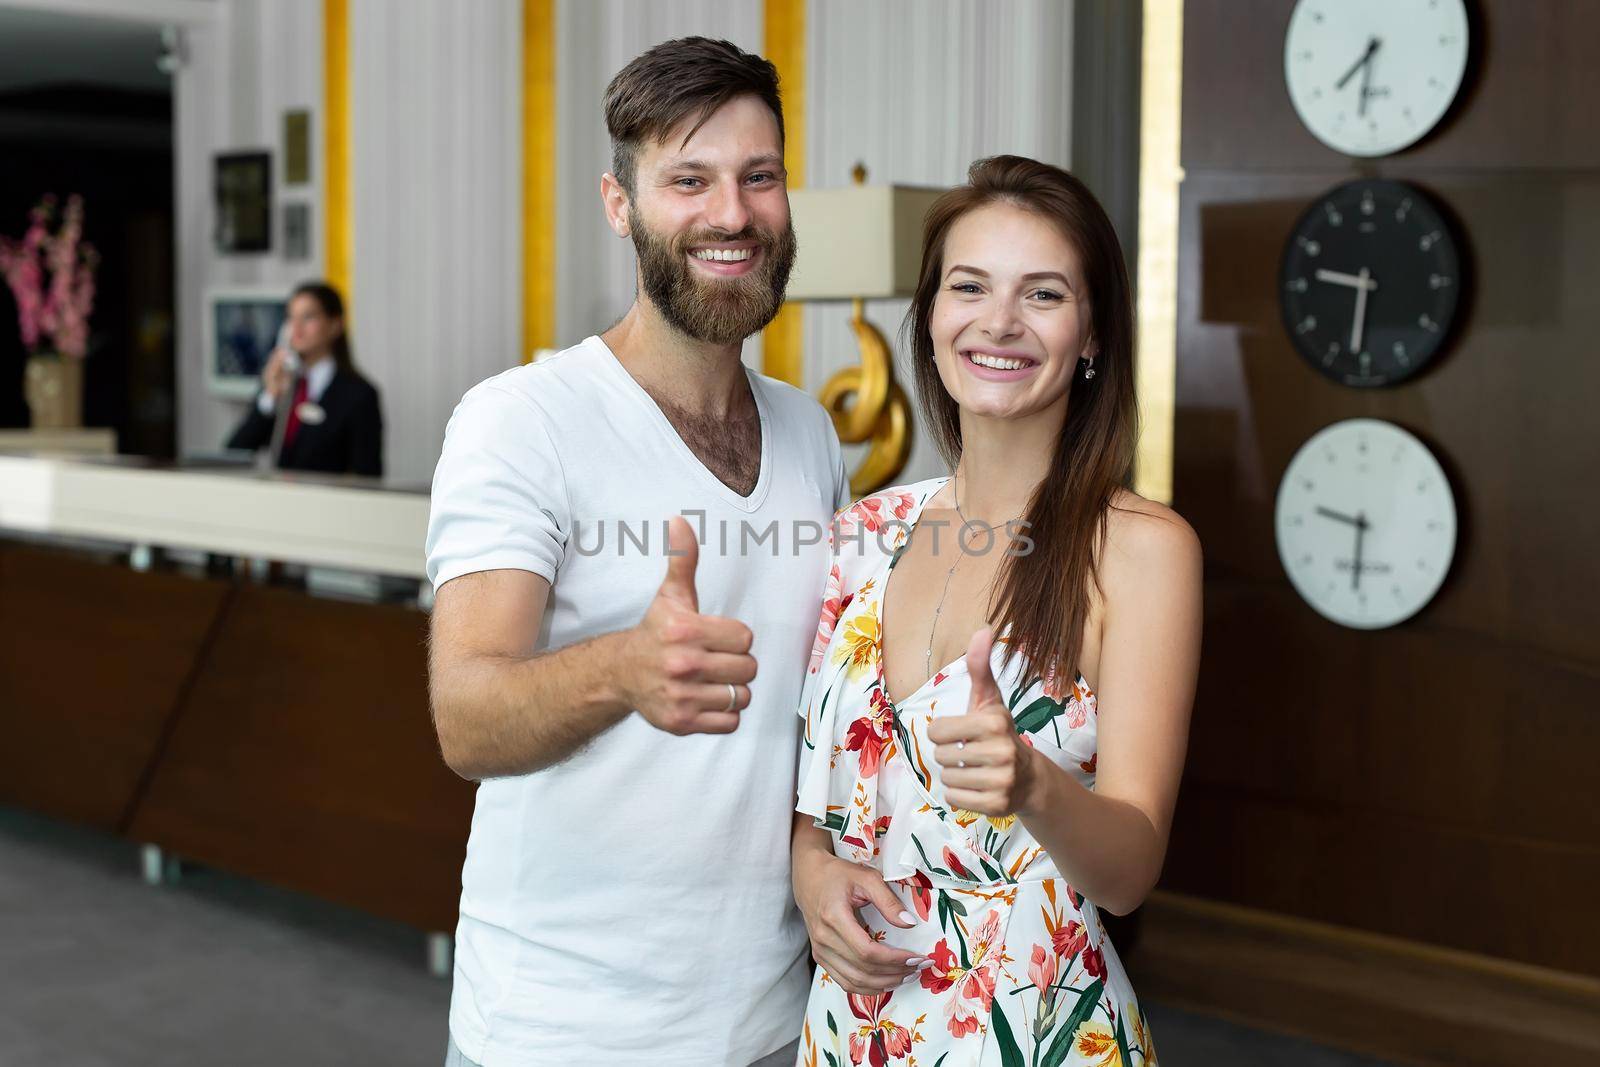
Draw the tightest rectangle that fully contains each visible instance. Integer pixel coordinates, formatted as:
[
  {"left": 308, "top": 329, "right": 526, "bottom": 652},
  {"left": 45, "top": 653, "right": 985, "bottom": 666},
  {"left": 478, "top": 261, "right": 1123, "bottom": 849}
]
[
  {"left": 792, "top": 156, "right": 1201, "bottom": 1066},
  {"left": 226, "top": 280, "right": 383, "bottom": 477}
]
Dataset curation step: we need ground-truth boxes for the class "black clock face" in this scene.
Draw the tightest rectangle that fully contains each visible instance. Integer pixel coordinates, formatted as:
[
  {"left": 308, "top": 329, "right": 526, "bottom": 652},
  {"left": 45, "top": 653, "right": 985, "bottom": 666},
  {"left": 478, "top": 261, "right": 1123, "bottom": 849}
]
[{"left": 1279, "top": 179, "right": 1462, "bottom": 388}]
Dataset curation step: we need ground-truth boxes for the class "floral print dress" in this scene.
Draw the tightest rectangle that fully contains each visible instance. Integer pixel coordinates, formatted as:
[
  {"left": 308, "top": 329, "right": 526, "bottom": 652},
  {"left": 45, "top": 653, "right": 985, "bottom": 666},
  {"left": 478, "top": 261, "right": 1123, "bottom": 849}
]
[{"left": 795, "top": 478, "right": 1157, "bottom": 1067}]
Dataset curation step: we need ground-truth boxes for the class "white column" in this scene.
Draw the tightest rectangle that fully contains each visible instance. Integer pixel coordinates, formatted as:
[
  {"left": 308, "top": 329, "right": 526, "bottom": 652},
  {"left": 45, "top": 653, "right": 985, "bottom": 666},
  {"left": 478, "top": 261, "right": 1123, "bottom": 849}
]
[{"left": 348, "top": 0, "right": 522, "bottom": 485}]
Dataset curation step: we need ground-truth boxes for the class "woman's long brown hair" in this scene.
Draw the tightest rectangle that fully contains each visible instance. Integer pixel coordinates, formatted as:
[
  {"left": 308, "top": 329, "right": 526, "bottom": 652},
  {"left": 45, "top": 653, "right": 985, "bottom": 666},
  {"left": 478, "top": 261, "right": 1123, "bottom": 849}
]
[{"left": 904, "top": 155, "right": 1137, "bottom": 682}]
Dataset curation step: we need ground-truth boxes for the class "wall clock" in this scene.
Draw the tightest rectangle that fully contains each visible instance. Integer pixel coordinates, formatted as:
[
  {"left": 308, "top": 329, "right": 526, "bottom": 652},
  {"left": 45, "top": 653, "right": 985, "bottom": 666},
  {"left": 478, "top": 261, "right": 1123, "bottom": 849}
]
[
  {"left": 1279, "top": 178, "right": 1462, "bottom": 388},
  {"left": 1284, "top": 0, "right": 1470, "bottom": 157},
  {"left": 1275, "top": 418, "right": 1456, "bottom": 629}
]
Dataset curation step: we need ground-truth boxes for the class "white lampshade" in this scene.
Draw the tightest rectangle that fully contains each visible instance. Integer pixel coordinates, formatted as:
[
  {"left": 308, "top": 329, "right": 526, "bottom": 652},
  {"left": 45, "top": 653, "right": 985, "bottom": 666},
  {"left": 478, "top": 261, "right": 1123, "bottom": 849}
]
[{"left": 785, "top": 184, "right": 947, "bottom": 300}]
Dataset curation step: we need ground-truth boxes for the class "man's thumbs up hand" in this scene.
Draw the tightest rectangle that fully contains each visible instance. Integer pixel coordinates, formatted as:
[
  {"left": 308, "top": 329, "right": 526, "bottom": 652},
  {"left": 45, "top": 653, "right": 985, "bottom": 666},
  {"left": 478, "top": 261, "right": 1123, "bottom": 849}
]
[
  {"left": 656, "top": 515, "right": 700, "bottom": 612},
  {"left": 624, "top": 516, "right": 758, "bottom": 736}
]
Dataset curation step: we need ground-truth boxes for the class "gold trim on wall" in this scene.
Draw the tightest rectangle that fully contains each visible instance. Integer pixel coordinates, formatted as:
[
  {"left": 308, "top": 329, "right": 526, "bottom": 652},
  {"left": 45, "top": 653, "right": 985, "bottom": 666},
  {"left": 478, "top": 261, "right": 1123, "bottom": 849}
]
[
  {"left": 323, "top": 0, "right": 351, "bottom": 306},
  {"left": 522, "top": 0, "right": 556, "bottom": 363},
  {"left": 761, "top": 0, "right": 805, "bottom": 387},
  {"left": 1134, "top": 0, "right": 1183, "bottom": 504}
]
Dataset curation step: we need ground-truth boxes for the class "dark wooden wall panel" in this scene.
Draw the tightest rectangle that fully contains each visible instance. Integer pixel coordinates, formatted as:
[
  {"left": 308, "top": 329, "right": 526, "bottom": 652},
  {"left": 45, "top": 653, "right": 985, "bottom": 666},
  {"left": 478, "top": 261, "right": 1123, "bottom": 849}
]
[
  {"left": 125, "top": 584, "right": 474, "bottom": 931},
  {"left": 1167, "top": 0, "right": 1600, "bottom": 976},
  {"left": 0, "top": 544, "right": 230, "bottom": 828},
  {"left": 1181, "top": 0, "right": 1600, "bottom": 173}
]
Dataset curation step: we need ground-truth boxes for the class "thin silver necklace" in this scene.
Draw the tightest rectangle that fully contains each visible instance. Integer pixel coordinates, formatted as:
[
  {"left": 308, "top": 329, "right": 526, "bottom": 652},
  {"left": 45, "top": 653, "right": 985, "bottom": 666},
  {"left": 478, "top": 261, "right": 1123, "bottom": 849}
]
[{"left": 923, "top": 470, "right": 1012, "bottom": 678}]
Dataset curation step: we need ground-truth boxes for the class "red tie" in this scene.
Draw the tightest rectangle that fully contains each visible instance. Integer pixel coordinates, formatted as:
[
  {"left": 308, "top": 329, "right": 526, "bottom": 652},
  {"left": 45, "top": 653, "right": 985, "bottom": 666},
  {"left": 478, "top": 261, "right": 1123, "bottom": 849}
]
[{"left": 282, "top": 376, "right": 310, "bottom": 452}]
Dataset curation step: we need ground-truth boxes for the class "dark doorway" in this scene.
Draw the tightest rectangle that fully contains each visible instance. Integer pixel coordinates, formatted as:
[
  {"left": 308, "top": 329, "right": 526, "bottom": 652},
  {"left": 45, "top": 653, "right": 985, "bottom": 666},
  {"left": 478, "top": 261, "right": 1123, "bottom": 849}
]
[{"left": 0, "top": 9, "right": 175, "bottom": 457}]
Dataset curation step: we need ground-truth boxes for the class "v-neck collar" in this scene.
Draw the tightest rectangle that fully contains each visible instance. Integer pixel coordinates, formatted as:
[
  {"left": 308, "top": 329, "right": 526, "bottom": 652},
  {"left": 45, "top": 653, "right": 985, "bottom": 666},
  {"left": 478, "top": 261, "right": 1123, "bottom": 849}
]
[{"left": 590, "top": 336, "right": 773, "bottom": 513}]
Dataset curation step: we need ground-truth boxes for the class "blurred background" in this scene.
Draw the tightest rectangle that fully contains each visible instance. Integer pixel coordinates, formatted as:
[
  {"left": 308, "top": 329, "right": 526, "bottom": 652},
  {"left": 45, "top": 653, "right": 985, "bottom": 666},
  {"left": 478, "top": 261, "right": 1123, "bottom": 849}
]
[{"left": 0, "top": 1, "right": 1596, "bottom": 1065}]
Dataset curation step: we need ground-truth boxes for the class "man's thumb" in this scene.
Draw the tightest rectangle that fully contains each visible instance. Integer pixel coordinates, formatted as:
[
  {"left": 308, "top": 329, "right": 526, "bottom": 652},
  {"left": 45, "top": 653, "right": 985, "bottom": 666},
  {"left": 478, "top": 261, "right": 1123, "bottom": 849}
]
[
  {"left": 966, "top": 627, "right": 1002, "bottom": 707},
  {"left": 659, "top": 515, "right": 700, "bottom": 611}
]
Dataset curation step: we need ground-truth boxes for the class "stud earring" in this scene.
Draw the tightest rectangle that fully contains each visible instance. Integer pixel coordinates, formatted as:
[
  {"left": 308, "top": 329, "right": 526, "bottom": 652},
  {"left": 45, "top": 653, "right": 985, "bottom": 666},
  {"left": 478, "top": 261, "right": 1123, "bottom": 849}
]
[{"left": 1084, "top": 362, "right": 1096, "bottom": 380}]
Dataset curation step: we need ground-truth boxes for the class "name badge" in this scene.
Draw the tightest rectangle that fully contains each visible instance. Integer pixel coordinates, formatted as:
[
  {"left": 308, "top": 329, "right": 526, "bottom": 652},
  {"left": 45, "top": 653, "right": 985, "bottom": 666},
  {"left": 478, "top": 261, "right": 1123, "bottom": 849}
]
[{"left": 295, "top": 401, "right": 326, "bottom": 425}]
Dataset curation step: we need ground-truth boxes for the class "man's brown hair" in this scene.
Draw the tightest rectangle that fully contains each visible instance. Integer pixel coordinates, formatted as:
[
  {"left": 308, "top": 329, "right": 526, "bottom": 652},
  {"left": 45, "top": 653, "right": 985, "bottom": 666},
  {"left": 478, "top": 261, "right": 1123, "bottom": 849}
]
[{"left": 603, "top": 36, "right": 784, "bottom": 194}]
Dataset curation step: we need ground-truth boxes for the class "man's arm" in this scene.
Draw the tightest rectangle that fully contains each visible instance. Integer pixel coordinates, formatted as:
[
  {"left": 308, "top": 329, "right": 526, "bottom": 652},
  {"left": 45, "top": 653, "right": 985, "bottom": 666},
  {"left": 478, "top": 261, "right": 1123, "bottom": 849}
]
[{"left": 428, "top": 516, "right": 759, "bottom": 780}]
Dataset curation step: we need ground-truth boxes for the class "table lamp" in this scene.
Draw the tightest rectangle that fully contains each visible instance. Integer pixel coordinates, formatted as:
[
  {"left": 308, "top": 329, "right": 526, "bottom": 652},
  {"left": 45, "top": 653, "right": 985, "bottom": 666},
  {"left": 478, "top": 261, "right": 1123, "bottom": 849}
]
[{"left": 786, "top": 165, "right": 945, "bottom": 495}]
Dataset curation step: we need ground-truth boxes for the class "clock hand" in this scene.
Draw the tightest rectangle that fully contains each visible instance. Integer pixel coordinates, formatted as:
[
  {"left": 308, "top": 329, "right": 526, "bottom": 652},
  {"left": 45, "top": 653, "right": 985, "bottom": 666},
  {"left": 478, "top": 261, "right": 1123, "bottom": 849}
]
[
  {"left": 1350, "top": 266, "right": 1372, "bottom": 355},
  {"left": 1334, "top": 37, "right": 1380, "bottom": 92},
  {"left": 1352, "top": 513, "right": 1367, "bottom": 592},
  {"left": 1358, "top": 44, "right": 1375, "bottom": 118},
  {"left": 1314, "top": 268, "right": 1379, "bottom": 291},
  {"left": 1316, "top": 505, "right": 1364, "bottom": 527}
]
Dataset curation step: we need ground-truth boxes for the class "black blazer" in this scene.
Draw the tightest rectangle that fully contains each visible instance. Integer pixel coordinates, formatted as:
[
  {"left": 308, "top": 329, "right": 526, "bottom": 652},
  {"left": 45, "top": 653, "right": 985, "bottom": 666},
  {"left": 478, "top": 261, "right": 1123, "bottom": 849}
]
[{"left": 226, "top": 367, "right": 384, "bottom": 478}]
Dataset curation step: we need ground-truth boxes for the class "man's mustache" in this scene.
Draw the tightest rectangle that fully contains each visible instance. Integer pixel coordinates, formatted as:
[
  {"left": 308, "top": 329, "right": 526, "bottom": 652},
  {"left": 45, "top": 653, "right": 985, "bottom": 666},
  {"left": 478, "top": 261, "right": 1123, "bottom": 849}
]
[{"left": 673, "top": 226, "right": 783, "bottom": 252}]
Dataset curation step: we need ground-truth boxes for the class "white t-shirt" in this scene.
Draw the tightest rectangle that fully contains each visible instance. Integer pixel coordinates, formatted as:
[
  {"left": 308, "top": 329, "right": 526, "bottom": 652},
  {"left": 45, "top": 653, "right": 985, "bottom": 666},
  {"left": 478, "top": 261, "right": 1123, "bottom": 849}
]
[{"left": 425, "top": 335, "right": 847, "bottom": 1067}]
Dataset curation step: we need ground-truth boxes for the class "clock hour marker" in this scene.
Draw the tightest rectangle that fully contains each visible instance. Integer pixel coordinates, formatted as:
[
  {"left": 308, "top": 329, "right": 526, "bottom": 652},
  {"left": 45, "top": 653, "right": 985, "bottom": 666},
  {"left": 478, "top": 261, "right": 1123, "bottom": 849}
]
[
  {"left": 1428, "top": 274, "right": 1452, "bottom": 289},
  {"left": 1298, "top": 236, "right": 1322, "bottom": 256},
  {"left": 1419, "top": 313, "right": 1439, "bottom": 332},
  {"left": 1419, "top": 230, "right": 1442, "bottom": 250},
  {"left": 1297, "top": 315, "right": 1318, "bottom": 334}
]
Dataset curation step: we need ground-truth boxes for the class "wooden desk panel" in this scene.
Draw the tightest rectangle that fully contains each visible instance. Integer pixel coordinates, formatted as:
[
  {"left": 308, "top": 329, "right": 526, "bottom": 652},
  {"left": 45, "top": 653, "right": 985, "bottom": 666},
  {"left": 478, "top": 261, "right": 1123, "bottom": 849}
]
[
  {"left": 0, "top": 543, "right": 230, "bottom": 829},
  {"left": 126, "top": 584, "right": 474, "bottom": 931}
]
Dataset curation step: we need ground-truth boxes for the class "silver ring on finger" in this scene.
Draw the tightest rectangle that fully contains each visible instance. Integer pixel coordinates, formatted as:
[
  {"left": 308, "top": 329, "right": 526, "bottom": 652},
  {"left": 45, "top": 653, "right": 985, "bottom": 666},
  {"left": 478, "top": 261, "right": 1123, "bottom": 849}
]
[
  {"left": 723, "top": 683, "right": 738, "bottom": 712},
  {"left": 957, "top": 739, "right": 966, "bottom": 768}
]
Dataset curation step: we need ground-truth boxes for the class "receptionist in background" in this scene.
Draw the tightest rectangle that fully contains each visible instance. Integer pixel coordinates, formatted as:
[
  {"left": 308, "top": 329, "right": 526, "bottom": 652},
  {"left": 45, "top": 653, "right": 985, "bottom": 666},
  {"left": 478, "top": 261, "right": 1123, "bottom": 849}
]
[{"left": 225, "top": 280, "right": 384, "bottom": 477}]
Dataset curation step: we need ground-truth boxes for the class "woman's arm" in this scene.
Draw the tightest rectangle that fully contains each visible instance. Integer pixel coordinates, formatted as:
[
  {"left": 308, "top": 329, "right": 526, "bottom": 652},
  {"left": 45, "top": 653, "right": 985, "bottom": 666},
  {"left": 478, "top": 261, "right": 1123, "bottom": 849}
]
[{"left": 931, "top": 503, "right": 1202, "bottom": 914}]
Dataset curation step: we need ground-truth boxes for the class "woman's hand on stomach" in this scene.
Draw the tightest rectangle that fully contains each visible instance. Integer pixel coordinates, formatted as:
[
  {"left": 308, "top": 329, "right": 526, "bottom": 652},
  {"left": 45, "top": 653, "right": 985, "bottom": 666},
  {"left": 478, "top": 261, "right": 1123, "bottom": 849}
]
[{"left": 793, "top": 835, "right": 928, "bottom": 994}]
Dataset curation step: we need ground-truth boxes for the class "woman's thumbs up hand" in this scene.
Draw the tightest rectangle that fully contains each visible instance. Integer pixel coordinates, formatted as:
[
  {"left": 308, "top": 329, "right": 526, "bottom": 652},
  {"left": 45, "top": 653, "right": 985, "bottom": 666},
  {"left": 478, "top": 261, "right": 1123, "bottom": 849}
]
[{"left": 928, "top": 627, "right": 1042, "bottom": 818}]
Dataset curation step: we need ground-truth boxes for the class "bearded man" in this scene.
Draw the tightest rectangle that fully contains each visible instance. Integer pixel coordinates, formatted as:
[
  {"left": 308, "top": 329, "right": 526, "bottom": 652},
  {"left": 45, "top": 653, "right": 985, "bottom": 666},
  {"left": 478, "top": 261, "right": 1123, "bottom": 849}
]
[{"left": 425, "top": 36, "right": 846, "bottom": 1067}]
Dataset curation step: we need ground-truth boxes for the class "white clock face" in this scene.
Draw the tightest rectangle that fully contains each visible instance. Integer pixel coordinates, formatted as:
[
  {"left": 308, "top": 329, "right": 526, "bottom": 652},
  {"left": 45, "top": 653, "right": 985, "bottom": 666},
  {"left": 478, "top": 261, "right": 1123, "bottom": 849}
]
[
  {"left": 1275, "top": 419, "right": 1457, "bottom": 629},
  {"left": 1285, "top": 0, "right": 1469, "bottom": 157}
]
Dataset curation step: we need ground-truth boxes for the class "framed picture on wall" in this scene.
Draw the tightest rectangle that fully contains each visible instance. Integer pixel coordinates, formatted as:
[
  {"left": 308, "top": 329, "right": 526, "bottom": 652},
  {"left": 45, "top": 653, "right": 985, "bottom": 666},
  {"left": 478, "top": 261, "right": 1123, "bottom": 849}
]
[
  {"left": 283, "top": 202, "right": 312, "bottom": 261},
  {"left": 205, "top": 286, "right": 286, "bottom": 399},
  {"left": 283, "top": 109, "right": 311, "bottom": 185},
  {"left": 214, "top": 151, "right": 272, "bottom": 253}
]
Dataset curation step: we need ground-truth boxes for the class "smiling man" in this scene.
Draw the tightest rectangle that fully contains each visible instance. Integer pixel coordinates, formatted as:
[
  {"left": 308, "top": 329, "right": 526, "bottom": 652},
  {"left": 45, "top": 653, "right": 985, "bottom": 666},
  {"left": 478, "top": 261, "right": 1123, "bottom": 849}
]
[{"left": 424, "top": 37, "right": 846, "bottom": 1067}]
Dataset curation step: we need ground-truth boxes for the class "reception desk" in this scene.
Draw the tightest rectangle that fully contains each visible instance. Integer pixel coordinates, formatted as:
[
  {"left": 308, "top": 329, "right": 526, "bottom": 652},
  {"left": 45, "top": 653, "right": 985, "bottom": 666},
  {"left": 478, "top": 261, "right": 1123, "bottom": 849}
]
[{"left": 0, "top": 451, "right": 473, "bottom": 937}]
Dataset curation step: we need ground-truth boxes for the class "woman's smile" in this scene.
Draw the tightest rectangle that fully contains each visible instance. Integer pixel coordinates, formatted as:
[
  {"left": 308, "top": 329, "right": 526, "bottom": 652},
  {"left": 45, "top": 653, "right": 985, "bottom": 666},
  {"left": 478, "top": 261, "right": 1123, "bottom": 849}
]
[{"left": 959, "top": 345, "right": 1041, "bottom": 382}]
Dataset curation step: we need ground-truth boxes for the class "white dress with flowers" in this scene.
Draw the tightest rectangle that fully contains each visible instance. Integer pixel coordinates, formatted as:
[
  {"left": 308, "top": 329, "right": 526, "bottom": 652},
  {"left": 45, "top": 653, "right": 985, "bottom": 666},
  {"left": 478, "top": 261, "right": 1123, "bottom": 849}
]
[{"left": 795, "top": 478, "right": 1157, "bottom": 1067}]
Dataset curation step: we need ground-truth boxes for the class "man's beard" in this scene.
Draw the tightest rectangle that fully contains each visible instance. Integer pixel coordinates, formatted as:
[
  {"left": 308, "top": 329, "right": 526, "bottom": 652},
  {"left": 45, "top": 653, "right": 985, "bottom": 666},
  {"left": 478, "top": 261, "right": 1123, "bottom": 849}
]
[{"left": 630, "top": 209, "right": 797, "bottom": 346}]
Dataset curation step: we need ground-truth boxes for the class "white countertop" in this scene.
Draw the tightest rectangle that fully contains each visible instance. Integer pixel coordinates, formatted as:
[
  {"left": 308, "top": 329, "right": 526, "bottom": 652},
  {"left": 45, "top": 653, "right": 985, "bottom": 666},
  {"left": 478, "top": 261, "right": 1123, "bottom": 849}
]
[{"left": 0, "top": 451, "right": 431, "bottom": 578}]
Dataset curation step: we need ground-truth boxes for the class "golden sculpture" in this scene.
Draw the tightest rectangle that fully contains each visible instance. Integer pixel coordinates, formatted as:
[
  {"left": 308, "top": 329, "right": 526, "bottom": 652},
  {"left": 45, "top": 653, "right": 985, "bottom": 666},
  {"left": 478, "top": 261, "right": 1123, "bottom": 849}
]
[
  {"left": 816, "top": 163, "right": 913, "bottom": 496},
  {"left": 819, "top": 299, "right": 912, "bottom": 496}
]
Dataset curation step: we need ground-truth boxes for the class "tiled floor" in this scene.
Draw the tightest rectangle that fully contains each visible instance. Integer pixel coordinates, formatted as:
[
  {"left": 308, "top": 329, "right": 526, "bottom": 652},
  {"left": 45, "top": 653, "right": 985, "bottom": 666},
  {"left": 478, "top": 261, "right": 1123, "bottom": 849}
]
[{"left": 0, "top": 806, "right": 1397, "bottom": 1066}]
